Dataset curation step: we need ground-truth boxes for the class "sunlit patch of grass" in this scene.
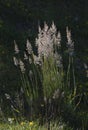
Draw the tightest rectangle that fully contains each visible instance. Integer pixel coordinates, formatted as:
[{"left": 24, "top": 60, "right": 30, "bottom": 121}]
[
  {"left": 0, "top": 121, "right": 73, "bottom": 130},
  {"left": 0, "top": 121, "right": 44, "bottom": 130}
]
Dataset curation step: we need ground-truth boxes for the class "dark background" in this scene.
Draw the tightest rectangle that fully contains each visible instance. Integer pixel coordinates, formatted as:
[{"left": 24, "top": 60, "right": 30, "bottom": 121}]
[{"left": 0, "top": 0, "right": 88, "bottom": 100}]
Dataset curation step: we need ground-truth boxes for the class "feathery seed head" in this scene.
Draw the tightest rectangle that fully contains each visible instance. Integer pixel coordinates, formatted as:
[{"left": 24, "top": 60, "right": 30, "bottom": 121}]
[
  {"left": 13, "top": 56, "right": 18, "bottom": 66},
  {"left": 26, "top": 39, "right": 32, "bottom": 54},
  {"left": 66, "top": 27, "right": 74, "bottom": 56},
  {"left": 36, "top": 23, "right": 55, "bottom": 58},
  {"left": 66, "top": 27, "right": 72, "bottom": 43},
  {"left": 24, "top": 52, "right": 28, "bottom": 60},
  {"left": 28, "top": 57, "right": 32, "bottom": 64},
  {"left": 44, "top": 22, "right": 48, "bottom": 32},
  {"left": 39, "top": 25, "right": 42, "bottom": 33},
  {"left": 5, "top": 93, "right": 11, "bottom": 99},
  {"left": 50, "top": 22, "right": 57, "bottom": 34},
  {"left": 19, "top": 59, "right": 25, "bottom": 73},
  {"left": 56, "top": 32, "right": 61, "bottom": 47},
  {"left": 14, "top": 40, "right": 19, "bottom": 54}
]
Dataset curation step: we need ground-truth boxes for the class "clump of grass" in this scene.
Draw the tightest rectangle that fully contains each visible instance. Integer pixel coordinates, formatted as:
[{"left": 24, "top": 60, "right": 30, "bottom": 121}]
[
  {"left": 12, "top": 22, "right": 88, "bottom": 130},
  {"left": 13, "top": 22, "right": 64, "bottom": 121},
  {"left": 0, "top": 121, "right": 73, "bottom": 130},
  {"left": 13, "top": 22, "right": 74, "bottom": 121}
]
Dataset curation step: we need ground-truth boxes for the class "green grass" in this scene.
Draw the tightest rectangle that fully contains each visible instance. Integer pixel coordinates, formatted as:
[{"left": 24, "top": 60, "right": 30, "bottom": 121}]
[{"left": 0, "top": 121, "right": 73, "bottom": 130}]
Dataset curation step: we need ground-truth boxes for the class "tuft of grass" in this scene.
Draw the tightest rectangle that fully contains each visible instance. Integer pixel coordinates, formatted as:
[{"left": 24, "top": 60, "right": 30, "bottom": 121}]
[
  {"left": 11, "top": 22, "right": 88, "bottom": 129},
  {"left": 0, "top": 121, "right": 73, "bottom": 130}
]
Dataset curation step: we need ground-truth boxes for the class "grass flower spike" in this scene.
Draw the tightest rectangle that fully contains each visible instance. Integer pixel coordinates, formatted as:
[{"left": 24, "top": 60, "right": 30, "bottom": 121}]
[{"left": 14, "top": 40, "right": 19, "bottom": 54}]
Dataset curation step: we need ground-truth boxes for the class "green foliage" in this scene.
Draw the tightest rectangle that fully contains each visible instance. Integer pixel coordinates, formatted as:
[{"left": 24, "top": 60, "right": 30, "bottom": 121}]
[
  {"left": 42, "top": 56, "right": 63, "bottom": 98},
  {"left": 0, "top": 121, "right": 73, "bottom": 130}
]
